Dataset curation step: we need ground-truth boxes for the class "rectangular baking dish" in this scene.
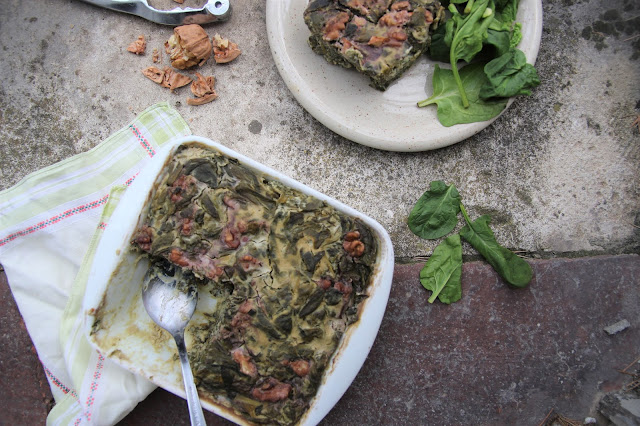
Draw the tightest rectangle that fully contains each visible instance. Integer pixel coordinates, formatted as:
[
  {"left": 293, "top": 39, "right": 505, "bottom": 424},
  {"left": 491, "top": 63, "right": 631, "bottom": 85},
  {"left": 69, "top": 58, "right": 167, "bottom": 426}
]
[{"left": 82, "top": 136, "right": 394, "bottom": 425}]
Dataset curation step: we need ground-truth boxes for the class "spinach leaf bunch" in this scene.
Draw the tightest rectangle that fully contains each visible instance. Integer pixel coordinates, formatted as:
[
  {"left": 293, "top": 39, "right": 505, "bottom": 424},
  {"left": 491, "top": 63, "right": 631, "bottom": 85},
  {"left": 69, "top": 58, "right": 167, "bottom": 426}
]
[
  {"left": 418, "top": 0, "right": 540, "bottom": 127},
  {"left": 408, "top": 181, "right": 532, "bottom": 304}
]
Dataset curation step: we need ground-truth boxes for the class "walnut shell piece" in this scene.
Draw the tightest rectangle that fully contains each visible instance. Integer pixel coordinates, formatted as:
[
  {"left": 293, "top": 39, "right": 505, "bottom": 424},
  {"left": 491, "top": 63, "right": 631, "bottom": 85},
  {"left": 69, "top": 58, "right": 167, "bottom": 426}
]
[
  {"left": 165, "top": 24, "right": 212, "bottom": 69},
  {"left": 187, "top": 72, "right": 218, "bottom": 106},
  {"left": 212, "top": 33, "right": 241, "bottom": 64},
  {"left": 141, "top": 66, "right": 192, "bottom": 91},
  {"left": 127, "top": 34, "right": 146, "bottom": 55},
  {"left": 160, "top": 67, "right": 192, "bottom": 90},
  {"left": 142, "top": 66, "right": 164, "bottom": 84}
]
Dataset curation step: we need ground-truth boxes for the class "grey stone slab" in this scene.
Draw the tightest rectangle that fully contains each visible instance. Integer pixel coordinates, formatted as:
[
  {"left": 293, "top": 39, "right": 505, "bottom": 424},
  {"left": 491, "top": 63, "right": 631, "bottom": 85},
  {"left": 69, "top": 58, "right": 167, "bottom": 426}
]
[{"left": 4, "top": 255, "right": 638, "bottom": 424}]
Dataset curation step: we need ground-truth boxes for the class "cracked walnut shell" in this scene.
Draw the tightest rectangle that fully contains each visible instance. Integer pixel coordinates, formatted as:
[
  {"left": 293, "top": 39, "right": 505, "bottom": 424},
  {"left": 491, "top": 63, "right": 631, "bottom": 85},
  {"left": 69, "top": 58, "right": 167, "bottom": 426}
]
[
  {"left": 127, "top": 35, "right": 146, "bottom": 55},
  {"left": 187, "top": 72, "right": 218, "bottom": 106},
  {"left": 212, "top": 33, "right": 241, "bottom": 64},
  {"left": 142, "top": 66, "right": 192, "bottom": 91},
  {"left": 165, "top": 24, "right": 212, "bottom": 69}
]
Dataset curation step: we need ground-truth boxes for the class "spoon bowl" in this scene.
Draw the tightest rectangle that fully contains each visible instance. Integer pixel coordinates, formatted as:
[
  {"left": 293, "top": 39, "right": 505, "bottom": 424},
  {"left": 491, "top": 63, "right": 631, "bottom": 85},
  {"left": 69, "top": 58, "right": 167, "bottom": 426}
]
[{"left": 142, "top": 263, "right": 206, "bottom": 426}]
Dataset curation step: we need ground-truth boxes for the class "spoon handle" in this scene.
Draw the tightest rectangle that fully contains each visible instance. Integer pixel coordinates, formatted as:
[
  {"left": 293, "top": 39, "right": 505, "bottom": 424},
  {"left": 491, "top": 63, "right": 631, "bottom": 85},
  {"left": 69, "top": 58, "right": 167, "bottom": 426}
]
[{"left": 174, "top": 332, "right": 207, "bottom": 426}]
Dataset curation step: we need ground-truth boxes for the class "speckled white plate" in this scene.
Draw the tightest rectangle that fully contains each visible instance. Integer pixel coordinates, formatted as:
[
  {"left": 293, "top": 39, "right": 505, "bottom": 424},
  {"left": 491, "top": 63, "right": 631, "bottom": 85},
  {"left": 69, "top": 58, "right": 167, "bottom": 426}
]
[{"left": 266, "top": 0, "right": 543, "bottom": 152}]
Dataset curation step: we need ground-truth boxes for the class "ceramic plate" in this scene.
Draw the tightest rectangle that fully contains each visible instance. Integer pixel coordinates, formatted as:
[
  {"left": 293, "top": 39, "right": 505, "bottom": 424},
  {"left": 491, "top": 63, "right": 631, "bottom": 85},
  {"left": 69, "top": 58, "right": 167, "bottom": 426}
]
[
  {"left": 83, "top": 136, "right": 395, "bottom": 425},
  {"left": 266, "top": 0, "right": 543, "bottom": 152}
]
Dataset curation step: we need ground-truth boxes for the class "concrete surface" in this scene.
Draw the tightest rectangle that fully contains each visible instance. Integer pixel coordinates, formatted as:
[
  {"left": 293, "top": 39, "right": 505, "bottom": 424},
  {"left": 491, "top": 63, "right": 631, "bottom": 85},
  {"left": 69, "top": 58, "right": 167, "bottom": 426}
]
[
  {"left": 2, "top": 256, "right": 639, "bottom": 424},
  {"left": 0, "top": 0, "right": 638, "bottom": 259},
  {"left": 1, "top": 0, "right": 639, "bottom": 424}
]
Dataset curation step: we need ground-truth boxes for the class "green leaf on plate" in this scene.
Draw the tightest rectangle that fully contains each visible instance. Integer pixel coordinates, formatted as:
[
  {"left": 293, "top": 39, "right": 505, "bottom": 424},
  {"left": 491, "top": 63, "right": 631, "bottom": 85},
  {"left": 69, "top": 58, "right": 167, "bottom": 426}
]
[{"left": 418, "top": 63, "right": 508, "bottom": 127}]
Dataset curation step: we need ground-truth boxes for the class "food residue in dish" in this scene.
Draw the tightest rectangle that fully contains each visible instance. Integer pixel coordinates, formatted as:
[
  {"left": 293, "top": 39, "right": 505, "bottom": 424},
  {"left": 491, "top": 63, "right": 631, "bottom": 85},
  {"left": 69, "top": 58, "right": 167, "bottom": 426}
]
[{"left": 127, "top": 143, "right": 379, "bottom": 425}]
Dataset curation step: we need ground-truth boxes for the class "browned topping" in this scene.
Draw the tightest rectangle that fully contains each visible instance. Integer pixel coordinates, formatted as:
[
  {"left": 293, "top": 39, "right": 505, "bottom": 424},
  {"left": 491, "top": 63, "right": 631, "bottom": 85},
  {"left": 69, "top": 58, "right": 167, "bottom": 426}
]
[
  {"left": 390, "top": 30, "right": 408, "bottom": 42},
  {"left": 391, "top": 1, "right": 411, "bottom": 11},
  {"left": 317, "top": 278, "right": 332, "bottom": 290},
  {"left": 387, "top": 30, "right": 408, "bottom": 47},
  {"left": 334, "top": 280, "right": 353, "bottom": 295},
  {"left": 151, "top": 48, "right": 160, "bottom": 63},
  {"left": 379, "top": 9, "right": 411, "bottom": 26},
  {"left": 239, "top": 255, "right": 260, "bottom": 271},
  {"left": 344, "top": 231, "right": 360, "bottom": 241},
  {"left": 251, "top": 378, "right": 291, "bottom": 402},
  {"left": 237, "top": 299, "right": 254, "bottom": 314},
  {"left": 181, "top": 218, "right": 193, "bottom": 235},
  {"left": 343, "top": 231, "right": 365, "bottom": 257},
  {"left": 168, "top": 247, "right": 189, "bottom": 267},
  {"left": 352, "top": 15, "right": 367, "bottom": 27},
  {"left": 368, "top": 35, "right": 389, "bottom": 47},
  {"left": 323, "top": 12, "right": 350, "bottom": 41},
  {"left": 205, "top": 265, "right": 224, "bottom": 279},
  {"left": 231, "top": 347, "right": 258, "bottom": 378},
  {"left": 289, "top": 359, "right": 310, "bottom": 377},
  {"left": 424, "top": 9, "right": 434, "bottom": 23},
  {"left": 127, "top": 35, "right": 146, "bottom": 55},
  {"left": 169, "top": 174, "right": 196, "bottom": 202},
  {"left": 222, "top": 227, "right": 241, "bottom": 249},
  {"left": 133, "top": 225, "right": 153, "bottom": 251},
  {"left": 212, "top": 34, "right": 242, "bottom": 64}
]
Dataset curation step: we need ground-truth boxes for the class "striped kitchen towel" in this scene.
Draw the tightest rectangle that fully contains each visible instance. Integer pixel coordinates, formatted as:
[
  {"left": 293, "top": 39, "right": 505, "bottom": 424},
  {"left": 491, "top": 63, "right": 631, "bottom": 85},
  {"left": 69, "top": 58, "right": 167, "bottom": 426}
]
[{"left": 0, "top": 102, "right": 192, "bottom": 425}]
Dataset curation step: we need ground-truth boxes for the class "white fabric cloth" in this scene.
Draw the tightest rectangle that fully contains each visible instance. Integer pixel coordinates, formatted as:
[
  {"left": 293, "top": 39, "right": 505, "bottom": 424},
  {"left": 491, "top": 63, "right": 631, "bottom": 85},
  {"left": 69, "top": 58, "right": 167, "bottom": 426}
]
[{"left": 0, "top": 102, "right": 192, "bottom": 425}]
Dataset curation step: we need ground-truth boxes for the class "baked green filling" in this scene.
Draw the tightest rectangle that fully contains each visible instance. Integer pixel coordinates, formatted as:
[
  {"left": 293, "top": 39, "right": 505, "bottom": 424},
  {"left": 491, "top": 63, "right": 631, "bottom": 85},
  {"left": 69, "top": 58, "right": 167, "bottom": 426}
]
[
  {"left": 304, "top": 0, "right": 445, "bottom": 90},
  {"left": 132, "top": 143, "right": 378, "bottom": 425}
]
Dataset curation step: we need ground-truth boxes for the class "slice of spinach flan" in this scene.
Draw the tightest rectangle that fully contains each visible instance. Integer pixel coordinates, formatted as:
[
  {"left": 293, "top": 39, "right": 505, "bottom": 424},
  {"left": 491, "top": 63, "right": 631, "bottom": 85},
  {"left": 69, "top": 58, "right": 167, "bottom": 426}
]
[{"left": 304, "top": 0, "right": 444, "bottom": 90}]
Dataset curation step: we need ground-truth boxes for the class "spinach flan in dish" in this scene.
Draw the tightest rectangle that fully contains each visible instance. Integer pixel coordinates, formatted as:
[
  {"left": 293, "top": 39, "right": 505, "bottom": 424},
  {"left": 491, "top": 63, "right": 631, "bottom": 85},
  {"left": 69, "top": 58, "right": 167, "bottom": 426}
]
[
  {"left": 304, "top": 0, "right": 445, "bottom": 90},
  {"left": 132, "top": 143, "right": 378, "bottom": 425}
]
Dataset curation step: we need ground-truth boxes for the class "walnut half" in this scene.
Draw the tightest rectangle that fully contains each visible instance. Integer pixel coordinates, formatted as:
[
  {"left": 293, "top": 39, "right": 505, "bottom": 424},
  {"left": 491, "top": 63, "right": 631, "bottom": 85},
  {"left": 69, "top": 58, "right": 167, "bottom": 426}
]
[{"left": 165, "top": 24, "right": 212, "bottom": 69}]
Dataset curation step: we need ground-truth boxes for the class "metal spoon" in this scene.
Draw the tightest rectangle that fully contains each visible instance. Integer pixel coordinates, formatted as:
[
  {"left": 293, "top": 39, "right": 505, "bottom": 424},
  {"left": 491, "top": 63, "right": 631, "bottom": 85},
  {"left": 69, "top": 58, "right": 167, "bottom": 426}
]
[{"left": 142, "top": 264, "right": 206, "bottom": 426}]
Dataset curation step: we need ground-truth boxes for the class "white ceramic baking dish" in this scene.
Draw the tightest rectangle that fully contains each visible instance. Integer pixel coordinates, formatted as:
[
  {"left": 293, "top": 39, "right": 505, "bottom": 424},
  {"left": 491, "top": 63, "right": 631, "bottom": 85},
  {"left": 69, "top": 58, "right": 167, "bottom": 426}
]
[{"left": 83, "top": 136, "right": 394, "bottom": 425}]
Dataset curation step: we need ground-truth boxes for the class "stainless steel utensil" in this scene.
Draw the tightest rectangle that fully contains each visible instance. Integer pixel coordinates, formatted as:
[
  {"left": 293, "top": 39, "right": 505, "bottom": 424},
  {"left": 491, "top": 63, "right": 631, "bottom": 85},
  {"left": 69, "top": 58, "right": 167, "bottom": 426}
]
[
  {"left": 142, "top": 264, "right": 206, "bottom": 426},
  {"left": 80, "top": 0, "right": 230, "bottom": 25}
]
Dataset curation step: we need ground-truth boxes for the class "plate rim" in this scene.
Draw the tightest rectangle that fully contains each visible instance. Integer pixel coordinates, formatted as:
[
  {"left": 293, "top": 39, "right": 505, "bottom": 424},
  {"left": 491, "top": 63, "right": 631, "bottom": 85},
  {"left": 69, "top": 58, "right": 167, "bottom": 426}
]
[{"left": 266, "top": 0, "right": 544, "bottom": 152}]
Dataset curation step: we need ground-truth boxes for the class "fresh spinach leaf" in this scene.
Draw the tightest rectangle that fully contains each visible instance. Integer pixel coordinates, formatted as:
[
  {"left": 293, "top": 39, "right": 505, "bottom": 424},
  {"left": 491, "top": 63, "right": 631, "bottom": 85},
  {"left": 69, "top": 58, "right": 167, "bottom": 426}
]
[
  {"left": 459, "top": 204, "right": 532, "bottom": 287},
  {"left": 420, "top": 234, "right": 463, "bottom": 304},
  {"left": 495, "top": 0, "right": 520, "bottom": 24},
  {"left": 429, "top": 24, "right": 452, "bottom": 63},
  {"left": 479, "top": 48, "right": 540, "bottom": 99},
  {"left": 485, "top": 28, "right": 512, "bottom": 57},
  {"left": 421, "top": 0, "right": 538, "bottom": 126},
  {"left": 408, "top": 181, "right": 461, "bottom": 239},
  {"left": 446, "top": 0, "right": 495, "bottom": 107},
  {"left": 418, "top": 63, "right": 508, "bottom": 127},
  {"left": 509, "top": 22, "right": 523, "bottom": 48}
]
